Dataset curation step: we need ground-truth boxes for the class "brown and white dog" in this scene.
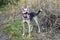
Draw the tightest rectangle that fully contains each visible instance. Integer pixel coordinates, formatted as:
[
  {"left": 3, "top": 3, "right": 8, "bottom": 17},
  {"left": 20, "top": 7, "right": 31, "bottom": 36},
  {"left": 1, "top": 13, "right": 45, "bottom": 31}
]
[{"left": 22, "top": 8, "right": 42, "bottom": 36}]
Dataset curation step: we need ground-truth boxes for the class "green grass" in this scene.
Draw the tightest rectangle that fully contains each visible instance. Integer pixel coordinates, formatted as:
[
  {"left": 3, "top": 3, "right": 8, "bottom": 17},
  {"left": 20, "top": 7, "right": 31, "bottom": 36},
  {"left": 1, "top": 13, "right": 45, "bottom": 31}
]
[{"left": 4, "top": 19, "right": 23, "bottom": 39}]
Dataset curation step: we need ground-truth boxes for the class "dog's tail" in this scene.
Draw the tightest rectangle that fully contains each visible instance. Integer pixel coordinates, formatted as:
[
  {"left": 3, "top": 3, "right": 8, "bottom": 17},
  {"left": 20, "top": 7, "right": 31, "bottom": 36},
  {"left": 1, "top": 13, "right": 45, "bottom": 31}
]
[{"left": 36, "top": 9, "right": 42, "bottom": 15}]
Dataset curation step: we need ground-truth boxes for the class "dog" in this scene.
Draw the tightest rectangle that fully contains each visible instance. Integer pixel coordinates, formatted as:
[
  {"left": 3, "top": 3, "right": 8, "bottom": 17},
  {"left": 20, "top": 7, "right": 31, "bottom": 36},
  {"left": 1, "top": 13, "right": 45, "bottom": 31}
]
[{"left": 22, "top": 8, "right": 42, "bottom": 36}]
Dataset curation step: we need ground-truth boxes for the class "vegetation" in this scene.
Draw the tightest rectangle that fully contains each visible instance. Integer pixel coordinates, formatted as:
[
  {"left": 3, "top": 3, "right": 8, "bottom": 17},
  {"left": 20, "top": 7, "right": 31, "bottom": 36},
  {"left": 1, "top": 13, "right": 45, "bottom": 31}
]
[
  {"left": 0, "top": 0, "right": 60, "bottom": 40},
  {"left": 0, "top": 0, "right": 20, "bottom": 11}
]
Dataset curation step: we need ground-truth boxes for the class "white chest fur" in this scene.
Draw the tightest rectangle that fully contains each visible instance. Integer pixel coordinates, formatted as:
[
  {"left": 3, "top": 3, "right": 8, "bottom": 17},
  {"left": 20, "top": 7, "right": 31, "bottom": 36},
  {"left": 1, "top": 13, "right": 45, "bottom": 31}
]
[{"left": 23, "top": 14, "right": 30, "bottom": 20}]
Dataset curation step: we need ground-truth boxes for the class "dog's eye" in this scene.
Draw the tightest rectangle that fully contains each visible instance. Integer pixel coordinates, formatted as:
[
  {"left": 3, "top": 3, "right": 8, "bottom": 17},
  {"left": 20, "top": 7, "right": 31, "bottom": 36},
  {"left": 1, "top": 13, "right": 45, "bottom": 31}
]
[{"left": 24, "top": 12, "right": 28, "bottom": 14}]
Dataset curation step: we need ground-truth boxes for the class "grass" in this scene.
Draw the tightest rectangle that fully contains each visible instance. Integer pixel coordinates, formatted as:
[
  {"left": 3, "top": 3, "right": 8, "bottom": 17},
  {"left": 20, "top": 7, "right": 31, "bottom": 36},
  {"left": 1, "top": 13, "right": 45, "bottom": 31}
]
[{"left": 4, "top": 19, "right": 24, "bottom": 40}]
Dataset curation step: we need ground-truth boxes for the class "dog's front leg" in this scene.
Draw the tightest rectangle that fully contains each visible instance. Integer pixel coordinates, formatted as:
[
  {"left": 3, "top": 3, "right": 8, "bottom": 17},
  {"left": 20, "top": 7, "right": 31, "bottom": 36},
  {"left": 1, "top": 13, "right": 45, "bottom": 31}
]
[
  {"left": 27, "top": 20, "right": 31, "bottom": 37},
  {"left": 33, "top": 16, "right": 40, "bottom": 33},
  {"left": 22, "top": 20, "right": 25, "bottom": 36}
]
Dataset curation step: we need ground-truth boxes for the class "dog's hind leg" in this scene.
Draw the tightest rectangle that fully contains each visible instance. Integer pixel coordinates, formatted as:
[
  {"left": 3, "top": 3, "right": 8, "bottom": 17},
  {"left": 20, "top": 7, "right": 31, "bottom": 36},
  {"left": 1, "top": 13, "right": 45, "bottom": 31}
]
[
  {"left": 33, "top": 16, "right": 40, "bottom": 33},
  {"left": 30, "top": 21, "right": 33, "bottom": 32}
]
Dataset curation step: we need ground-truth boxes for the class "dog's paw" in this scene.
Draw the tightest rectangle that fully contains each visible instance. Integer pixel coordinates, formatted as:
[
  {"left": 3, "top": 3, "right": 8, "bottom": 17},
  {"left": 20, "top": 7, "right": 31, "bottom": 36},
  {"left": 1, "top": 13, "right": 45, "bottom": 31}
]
[
  {"left": 22, "top": 33, "right": 25, "bottom": 36},
  {"left": 27, "top": 34, "right": 31, "bottom": 38},
  {"left": 38, "top": 29, "right": 41, "bottom": 33}
]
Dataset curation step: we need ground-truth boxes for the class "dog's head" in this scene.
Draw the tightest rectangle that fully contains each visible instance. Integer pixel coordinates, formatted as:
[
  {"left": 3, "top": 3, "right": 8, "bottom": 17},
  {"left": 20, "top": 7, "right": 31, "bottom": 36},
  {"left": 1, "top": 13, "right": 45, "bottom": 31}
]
[{"left": 22, "top": 7, "right": 29, "bottom": 14}]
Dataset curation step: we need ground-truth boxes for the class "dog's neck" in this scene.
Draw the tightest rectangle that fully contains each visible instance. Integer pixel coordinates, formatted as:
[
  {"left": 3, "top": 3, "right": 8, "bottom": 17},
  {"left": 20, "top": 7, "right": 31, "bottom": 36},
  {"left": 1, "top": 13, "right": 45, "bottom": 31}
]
[{"left": 23, "top": 12, "right": 29, "bottom": 19}]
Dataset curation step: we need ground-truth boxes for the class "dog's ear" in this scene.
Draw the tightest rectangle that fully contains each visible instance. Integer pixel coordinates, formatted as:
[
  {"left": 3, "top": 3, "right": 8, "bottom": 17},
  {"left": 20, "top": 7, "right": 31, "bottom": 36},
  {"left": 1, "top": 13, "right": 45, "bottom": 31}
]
[
  {"left": 40, "top": 9, "right": 42, "bottom": 12},
  {"left": 21, "top": 7, "right": 24, "bottom": 12}
]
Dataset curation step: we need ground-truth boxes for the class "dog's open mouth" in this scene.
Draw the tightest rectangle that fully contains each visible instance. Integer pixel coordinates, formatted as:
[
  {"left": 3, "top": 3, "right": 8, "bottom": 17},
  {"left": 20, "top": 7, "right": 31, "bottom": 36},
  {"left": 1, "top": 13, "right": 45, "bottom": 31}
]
[{"left": 24, "top": 16, "right": 27, "bottom": 18}]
